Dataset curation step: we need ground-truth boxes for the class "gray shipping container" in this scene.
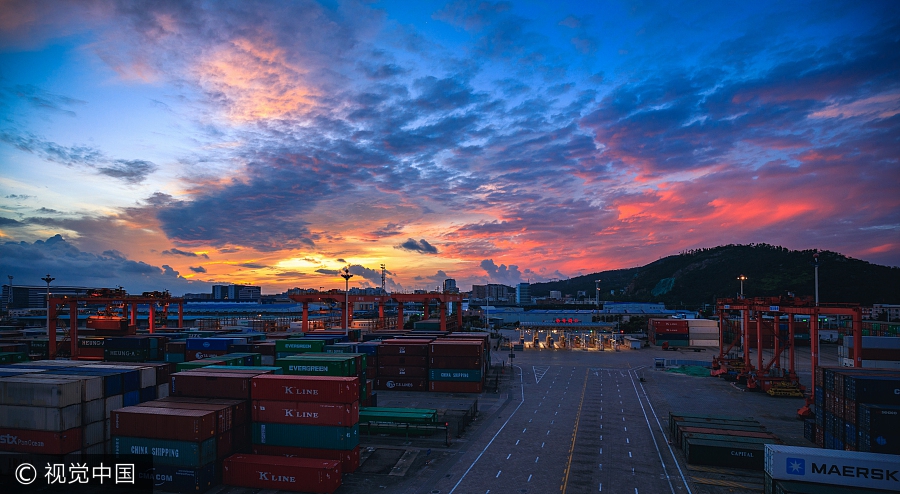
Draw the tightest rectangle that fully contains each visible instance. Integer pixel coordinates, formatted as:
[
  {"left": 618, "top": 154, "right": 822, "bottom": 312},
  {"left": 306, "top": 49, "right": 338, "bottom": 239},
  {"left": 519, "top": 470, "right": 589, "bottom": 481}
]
[
  {"left": 84, "top": 399, "right": 105, "bottom": 423},
  {"left": 0, "top": 404, "right": 82, "bottom": 431},
  {"left": 105, "top": 394, "right": 124, "bottom": 414},
  {"left": 84, "top": 421, "right": 105, "bottom": 447},
  {"left": 0, "top": 378, "right": 84, "bottom": 407}
]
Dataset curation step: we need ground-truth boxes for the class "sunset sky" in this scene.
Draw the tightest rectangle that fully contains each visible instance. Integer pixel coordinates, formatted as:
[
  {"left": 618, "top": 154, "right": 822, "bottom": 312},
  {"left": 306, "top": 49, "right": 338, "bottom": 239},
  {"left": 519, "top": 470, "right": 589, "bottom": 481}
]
[{"left": 1, "top": 0, "right": 898, "bottom": 295}]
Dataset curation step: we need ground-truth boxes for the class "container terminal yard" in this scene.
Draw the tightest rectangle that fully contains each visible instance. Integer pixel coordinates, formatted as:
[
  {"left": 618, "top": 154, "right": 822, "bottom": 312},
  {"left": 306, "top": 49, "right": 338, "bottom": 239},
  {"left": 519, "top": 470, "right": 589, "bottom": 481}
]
[{"left": 0, "top": 289, "right": 898, "bottom": 494}]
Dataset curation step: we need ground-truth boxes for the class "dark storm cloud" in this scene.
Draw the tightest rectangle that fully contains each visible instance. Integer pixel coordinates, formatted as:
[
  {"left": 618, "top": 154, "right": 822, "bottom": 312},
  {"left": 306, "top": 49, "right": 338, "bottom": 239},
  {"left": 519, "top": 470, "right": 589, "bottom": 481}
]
[
  {"left": 189, "top": 266, "right": 206, "bottom": 273},
  {"left": 0, "top": 235, "right": 210, "bottom": 294},
  {"left": 161, "top": 248, "right": 209, "bottom": 259},
  {"left": 395, "top": 238, "right": 439, "bottom": 254},
  {"left": 0, "top": 131, "right": 157, "bottom": 184},
  {"left": 316, "top": 268, "right": 340, "bottom": 276},
  {"left": 0, "top": 217, "right": 23, "bottom": 227}
]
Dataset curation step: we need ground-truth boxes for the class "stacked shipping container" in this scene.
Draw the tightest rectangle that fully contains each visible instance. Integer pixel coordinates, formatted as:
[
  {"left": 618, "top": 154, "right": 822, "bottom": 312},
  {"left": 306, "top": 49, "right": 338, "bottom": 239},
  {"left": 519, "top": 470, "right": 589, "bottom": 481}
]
[
  {"left": 375, "top": 339, "right": 431, "bottom": 391},
  {"left": 428, "top": 340, "right": 485, "bottom": 393},
  {"left": 668, "top": 412, "right": 780, "bottom": 470},
  {"left": 838, "top": 336, "right": 900, "bottom": 369},
  {"left": 764, "top": 444, "right": 900, "bottom": 493},
  {"left": 649, "top": 319, "right": 690, "bottom": 347},
  {"left": 249, "top": 374, "right": 360, "bottom": 479}
]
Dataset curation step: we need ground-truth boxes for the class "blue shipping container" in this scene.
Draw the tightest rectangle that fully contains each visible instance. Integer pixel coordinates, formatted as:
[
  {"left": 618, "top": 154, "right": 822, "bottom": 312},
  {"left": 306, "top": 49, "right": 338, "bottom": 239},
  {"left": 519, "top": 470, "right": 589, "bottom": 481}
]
[
  {"left": 124, "top": 390, "right": 141, "bottom": 407},
  {"left": 186, "top": 338, "right": 245, "bottom": 351},
  {"left": 113, "top": 436, "right": 217, "bottom": 468}
]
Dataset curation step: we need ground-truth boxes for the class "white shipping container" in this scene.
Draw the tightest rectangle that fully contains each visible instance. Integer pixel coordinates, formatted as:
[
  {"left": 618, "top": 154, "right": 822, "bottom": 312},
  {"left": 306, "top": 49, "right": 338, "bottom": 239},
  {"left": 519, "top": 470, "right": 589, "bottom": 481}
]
[
  {"left": 842, "top": 336, "right": 900, "bottom": 349},
  {"left": 83, "top": 399, "right": 105, "bottom": 423},
  {"left": 31, "top": 374, "right": 104, "bottom": 401},
  {"left": 84, "top": 443, "right": 105, "bottom": 455},
  {"left": 765, "top": 444, "right": 900, "bottom": 492},
  {"left": 688, "top": 326, "right": 719, "bottom": 334},
  {"left": 0, "top": 404, "right": 82, "bottom": 431},
  {"left": 20, "top": 360, "right": 93, "bottom": 367},
  {"left": 104, "top": 394, "right": 123, "bottom": 414},
  {"left": 156, "top": 383, "right": 169, "bottom": 399},
  {"left": 840, "top": 358, "right": 900, "bottom": 369},
  {"left": 689, "top": 332, "right": 718, "bottom": 340},
  {"left": 689, "top": 340, "right": 719, "bottom": 347},
  {"left": 261, "top": 355, "right": 275, "bottom": 366},
  {"left": 687, "top": 319, "right": 718, "bottom": 327},
  {"left": 83, "top": 421, "right": 105, "bottom": 447},
  {"left": 0, "top": 378, "right": 83, "bottom": 407},
  {"left": 819, "top": 330, "right": 839, "bottom": 342}
]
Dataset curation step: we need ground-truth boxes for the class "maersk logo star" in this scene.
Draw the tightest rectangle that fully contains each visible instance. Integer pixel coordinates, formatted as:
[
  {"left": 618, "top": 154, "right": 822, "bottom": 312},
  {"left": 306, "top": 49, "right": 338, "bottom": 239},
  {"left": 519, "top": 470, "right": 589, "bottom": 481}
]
[{"left": 786, "top": 458, "right": 805, "bottom": 475}]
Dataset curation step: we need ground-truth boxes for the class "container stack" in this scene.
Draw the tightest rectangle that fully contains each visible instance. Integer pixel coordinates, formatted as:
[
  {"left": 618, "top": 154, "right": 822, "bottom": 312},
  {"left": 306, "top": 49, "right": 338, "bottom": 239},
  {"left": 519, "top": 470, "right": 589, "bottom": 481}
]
[
  {"left": 223, "top": 454, "right": 342, "bottom": 493},
  {"left": 838, "top": 336, "right": 900, "bottom": 369},
  {"left": 249, "top": 374, "right": 360, "bottom": 477},
  {"left": 104, "top": 336, "right": 160, "bottom": 362},
  {"left": 687, "top": 319, "right": 719, "bottom": 348},
  {"left": 275, "top": 338, "right": 328, "bottom": 358},
  {"left": 669, "top": 412, "right": 780, "bottom": 470},
  {"left": 375, "top": 339, "right": 431, "bottom": 392},
  {"left": 649, "top": 319, "right": 690, "bottom": 347},
  {"left": 110, "top": 404, "right": 219, "bottom": 492},
  {"left": 428, "top": 340, "right": 485, "bottom": 393},
  {"left": 812, "top": 366, "right": 900, "bottom": 452},
  {"left": 764, "top": 444, "right": 899, "bottom": 494}
]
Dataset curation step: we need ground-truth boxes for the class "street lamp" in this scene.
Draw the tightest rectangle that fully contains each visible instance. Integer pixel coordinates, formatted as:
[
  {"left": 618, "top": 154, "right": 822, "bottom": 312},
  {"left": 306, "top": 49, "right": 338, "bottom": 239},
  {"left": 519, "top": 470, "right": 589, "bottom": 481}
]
[
  {"left": 340, "top": 266, "right": 353, "bottom": 337},
  {"left": 737, "top": 275, "right": 748, "bottom": 298},
  {"left": 813, "top": 252, "right": 819, "bottom": 307},
  {"left": 595, "top": 279, "right": 601, "bottom": 308},
  {"left": 41, "top": 274, "right": 55, "bottom": 343}
]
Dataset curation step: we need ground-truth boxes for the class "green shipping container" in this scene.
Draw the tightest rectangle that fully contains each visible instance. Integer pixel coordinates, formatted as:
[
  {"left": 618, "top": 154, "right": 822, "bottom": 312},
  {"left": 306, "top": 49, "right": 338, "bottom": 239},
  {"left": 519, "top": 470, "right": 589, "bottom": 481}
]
[
  {"left": 176, "top": 359, "right": 226, "bottom": 372},
  {"left": 252, "top": 423, "right": 359, "bottom": 450},
  {"left": 275, "top": 340, "right": 326, "bottom": 353},
  {"left": 0, "top": 352, "right": 28, "bottom": 364},
  {"left": 682, "top": 438, "right": 765, "bottom": 469},
  {"left": 112, "top": 436, "right": 216, "bottom": 467},
  {"left": 165, "top": 352, "right": 186, "bottom": 363},
  {"left": 223, "top": 353, "right": 262, "bottom": 366},
  {"left": 276, "top": 357, "right": 353, "bottom": 376},
  {"left": 429, "top": 369, "right": 483, "bottom": 382},
  {"left": 201, "top": 365, "right": 282, "bottom": 374},
  {"left": 324, "top": 345, "right": 348, "bottom": 353},
  {"left": 297, "top": 354, "right": 361, "bottom": 375},
  {"left": 359, "top": 408, "right": 437, "bottom": 424}
]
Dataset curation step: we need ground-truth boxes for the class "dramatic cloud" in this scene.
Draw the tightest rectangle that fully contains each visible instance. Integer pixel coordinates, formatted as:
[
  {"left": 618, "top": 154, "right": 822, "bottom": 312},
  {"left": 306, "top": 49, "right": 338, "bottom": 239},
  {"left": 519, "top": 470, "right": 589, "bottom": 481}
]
[
  {"left": 480, "top": 259, "right": 523, "bottom": 285},
  {"left": 0, "top": 235, "right": 211, "bottom": 294},
  {"left": 395, "top": 238, "right": 439, "bottom": 254},
  {"left": 162, "top": 248, "right": 209, "bottom": 259},
  {"left": 189, "top": 266, "right": 206, "bottom": 273}
]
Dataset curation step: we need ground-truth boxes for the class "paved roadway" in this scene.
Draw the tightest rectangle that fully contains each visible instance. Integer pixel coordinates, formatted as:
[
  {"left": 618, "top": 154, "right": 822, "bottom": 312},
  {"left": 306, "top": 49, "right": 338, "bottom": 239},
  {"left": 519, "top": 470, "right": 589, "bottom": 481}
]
[{"left": 429, "top": 348, "right": 692, "bottom": 494}]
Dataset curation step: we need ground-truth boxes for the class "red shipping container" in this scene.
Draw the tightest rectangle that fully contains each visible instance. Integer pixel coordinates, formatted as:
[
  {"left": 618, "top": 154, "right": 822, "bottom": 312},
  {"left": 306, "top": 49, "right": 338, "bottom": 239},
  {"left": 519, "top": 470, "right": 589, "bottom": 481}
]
[
  {"left": 377, "top": 365, "right": 428, "bottom": 378},
  {"left": 110, "top": 406, "right": 217, "bottom": 441},
  {"left": 145, "top": 396, "right": 250, "bottom": 430},
  {"left": 652, "top": 326, "right": 690, "bottom": 335},
  {"left": 429, "top": 381, "right": 483, "bottom": 393},
  {"left": 171, "top": 371, "right": 253, "bottom": 399},
  {"left": 252, "top": 342, "right": 277, "bottom": 356},
  {"left": 251, "top": 444, "right": 360, "bottom": 473},
  {"left": 377, "top": 355, "right": 427, "bottom": 367},
  {"left": 186, "top": 349, "right": 229, "bottom": 361},
  {"left": 0, "top": 427, "right": 82, "bottom": 454},
  {"left": 373, "top": 377, "right": 427, "bottom": 391},
  {"left": 377, "top": 343, "right": 429, "bottom": 357},
  {"left": 429, "top": 340, "right": 483, "bottom": 357},
  {"left": 252, "top": 400, "right": 359, "bottom": 427},
  {"left": 429, "top": 356, "right": 482, "bottom": 369},
  {"left": 223, "top": 454, "right": 341, "bottom": 493},
  {"left": 251, "top": 375, "right": 359, "bottom": 404},
  {"left": 380, "top": 338, "right": 433, "bottom": 345}
]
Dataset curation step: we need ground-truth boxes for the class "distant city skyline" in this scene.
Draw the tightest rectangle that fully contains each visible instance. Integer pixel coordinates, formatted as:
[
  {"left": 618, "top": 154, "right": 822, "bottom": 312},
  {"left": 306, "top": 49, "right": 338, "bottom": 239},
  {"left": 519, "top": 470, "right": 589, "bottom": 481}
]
[{"left": 1, "top": 1, "right": 898, "bottom": 295}]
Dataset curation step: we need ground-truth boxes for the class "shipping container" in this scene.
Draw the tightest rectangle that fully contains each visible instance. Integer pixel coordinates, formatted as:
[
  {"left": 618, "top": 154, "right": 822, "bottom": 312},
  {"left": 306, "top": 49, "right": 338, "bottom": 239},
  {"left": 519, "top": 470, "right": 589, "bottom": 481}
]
[
  {"left": 138, "top": 463, "right": 216, "bottom": 493},
  {"left": 251, "top": 375, "right": 360, "bottom": 404},
  {"left": 429, "top": 381, "right": 483, "bottom": 393},
  {"left": 0, "top": 377, "right": 83, "bottom": 407},
  {"left": 683, "top": 437, "right": 765, "bottom": 469},
  {"left": 252, "top": 400, "right": 359, "bottom": 427},
  {"left": 428, "top": 341, "right": 483, "bottom": 357},
  {"left": 0, "top": 426, "right": 82, "bottom": 454},
  {"left": 277, "top": 357, "right": 354, "bottom": 377},
  {"left": 171, "top": 371, "right": 253, "bottom": 400},
  {"left": 185, "top": 338, "right": 244, "bottom": 351},
  {"left": 765, "top": 444, "right": 900, "bottom": 492},
  {"left": 275, "top": 340, "right": 327, "bottom": 353},
  {"left": 223, "top": 454, "right": 342, "bottom": 493},
  {"left": 251, "top": 444, "right": 360, "bottom": 473},
  {"left": 84, "top": 399, "right": 105, "bottom": 424},
  {"left": 378, "top": 365, "right": 428, "bottom": 378},
  {"left": 429, "top": 356, "right": 482, "bottom": 369},
  {"left": 111, "top": 406, "right": 217, "bottom": 441},
  {"left": 428, "top": 368, "right": 483, "bottom": 382},
  {"left": 252, "top": 423, "right": 359, "bottom": 450},
  {"left": 377, "top": 343, "right": 429, "bottom": 357},
  {"left": 112, "top": 435, "right": 216, "bottom": 468},
  {"left": 0, "top": 404, "right": 81, "bottom": 431},
  {"left": 138, "top": 399, "right": 241, "bottom": 433},
  {"left": 377, "top": 355, "right": 428, "bottom": 367},
  {"left": 374, "top": 377, "right": 427, "bottom": 391}
]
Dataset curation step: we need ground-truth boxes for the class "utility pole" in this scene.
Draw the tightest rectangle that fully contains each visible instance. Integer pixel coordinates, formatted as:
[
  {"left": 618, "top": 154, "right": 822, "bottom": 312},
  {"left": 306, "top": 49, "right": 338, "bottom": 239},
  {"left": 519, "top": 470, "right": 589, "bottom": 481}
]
[
  {"left": 737, "top": 275, "right": 747, "bottom": 298},
  {"left": 813, "top": 252, "right": 819, "bottom": 306},
  {"left": 380, "top": 264, "right": 386, "bottom": 294}
]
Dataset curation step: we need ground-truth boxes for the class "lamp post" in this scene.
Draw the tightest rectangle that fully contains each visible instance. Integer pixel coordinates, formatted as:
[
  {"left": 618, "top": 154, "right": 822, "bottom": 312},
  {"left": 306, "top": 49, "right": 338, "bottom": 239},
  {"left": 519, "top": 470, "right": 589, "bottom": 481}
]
[
  {"left": 813, "top": 253, "right": 819, "bottom": 307},
  {"left": 340, "top": 266, "right": 353, "bottom": 337},
  {"left": 595, "top": 279, "right": 601, "bottom": 308},
  {"left": 41, "top": 274, "right": 55, "bottom": 341},
  {"left": 737, "top": 275, "right": 748, "bottom": 298}
]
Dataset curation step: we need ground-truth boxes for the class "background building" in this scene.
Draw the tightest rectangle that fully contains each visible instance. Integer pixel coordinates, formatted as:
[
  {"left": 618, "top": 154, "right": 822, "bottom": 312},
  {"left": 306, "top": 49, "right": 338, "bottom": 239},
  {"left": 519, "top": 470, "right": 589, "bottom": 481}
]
[
  {"left": 443, "top": 278, "right": 459, "bottom": 293},
  {"left": 211, "top": 284, "right": 262, "bottom": 302},
  {"left": 516, "top": 283, "right": 531, "bottom": 305}
]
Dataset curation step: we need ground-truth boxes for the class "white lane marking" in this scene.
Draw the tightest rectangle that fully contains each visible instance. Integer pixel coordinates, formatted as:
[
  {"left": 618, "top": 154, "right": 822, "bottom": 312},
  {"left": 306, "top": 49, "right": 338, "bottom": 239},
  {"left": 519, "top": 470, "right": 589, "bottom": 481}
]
[
  {"left": 599, "top": 464, "right": 602, "bottom": 470},
  {"left": 496, "top": 470, "right": 501, "bottom": 478},
  {"left": 599, "top": 448, "right": 602, "bottom": 454},
  {"left": 622, "top": 409, "right": 624, "bottom": 413},
  {"left": 547, "top": 430, "right": 551, "bottom": 435},
  {"left": 600, "top": 435, "right": 603, "bottom": 440},
  {"left": 534, "top": 410, "right": 538, "bottom": 414},
  {"left": 507, "top": 454, "right": 511, "bottom": 459},
  {"left": 632, "top": 467, "right": 635, "bottom": 475},
  {"left": 535, "top": 457, "right": 539, "bottom": 463},
  {"left": 555, "top": 411, "right": 558, "bottom": 416},
  {"left": 629, "top": 452, "right": 632, "bottom": 458},
  {"left": 515, "top": 440, "right": 520, "bottom": 445},
  {"left": 599, "top": 483, "right": 602, "bottom": 491},
  {"left": 624, "top": 427, "right": 627, "bottom": 431},
  {"left": 541, "top": 442, "right": 545, "bottom": 448},
  {"left": 623, "top": 417, "right": 626, "bottom": 421},
  {"left": 626, "top": 370, "right": 683, "bottom": 494},
  {"left": 529, "top": 419, "right": 532, "bottom": 423},
  {"left": 449, "top": 365, "right": 525, "bottom": 494},
  {"left": 523, "top": 428, "right": 527, "bottom": 433},
  {"left": 635, "top": 489, "right": 639, "bottom": 494},
  {"left": 627, "top": 438, "right": 630, "bottom": 444},
  {"left": 551, "top": 420, "right": 554, "bottom": 424},
  {"left": 528, "top": 474, "right": 532, "bottom": 482}
]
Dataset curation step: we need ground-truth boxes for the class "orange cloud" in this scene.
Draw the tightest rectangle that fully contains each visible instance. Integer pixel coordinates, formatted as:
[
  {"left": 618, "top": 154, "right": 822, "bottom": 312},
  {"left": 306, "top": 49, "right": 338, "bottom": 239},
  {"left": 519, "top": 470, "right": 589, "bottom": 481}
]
[{"left": 197, "top": 37, "right": 316, "bottom": 122}]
